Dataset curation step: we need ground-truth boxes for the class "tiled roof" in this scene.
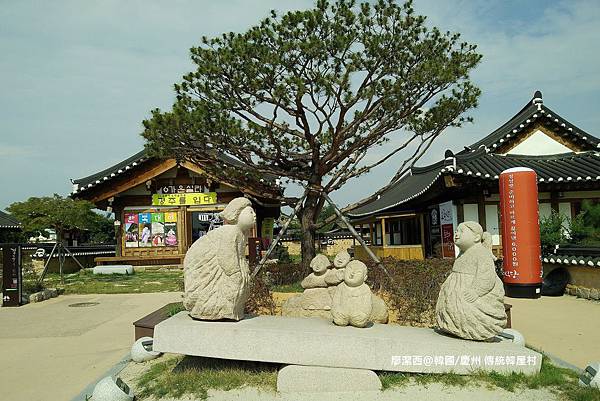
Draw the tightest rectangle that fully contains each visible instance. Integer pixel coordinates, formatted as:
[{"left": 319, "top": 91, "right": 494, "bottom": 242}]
[
  {"left": 443, "top": 150, "right": 600, "bottom": 183},
  {"left": 72, "top": 150, "right": 148, "bottom": 195},
  {"left": 543, "top": 245, "right": 600, "bottom": 268},
  {"left": 347, "top": 92, "right": 600, "bottom": 218},
  {"left": 71, "top": 149, "right": 261, "bottom": 196},
  {"left": 348, "top": 150, "right": 600, "bottom": 217},
  {"left": 464, "top": 91, "right": 600, "bottom": 153},
  {"left": 0, "top": 210, "right": 21, "bottom": 229},
  {"left": 543, "top": 254, "right": 600, "bottom": 268}
]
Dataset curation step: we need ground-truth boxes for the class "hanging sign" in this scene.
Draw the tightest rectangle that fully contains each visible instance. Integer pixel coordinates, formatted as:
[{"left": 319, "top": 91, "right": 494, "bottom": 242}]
[{"left": 152, "top": 192, "right": 217, "bottom": 206}]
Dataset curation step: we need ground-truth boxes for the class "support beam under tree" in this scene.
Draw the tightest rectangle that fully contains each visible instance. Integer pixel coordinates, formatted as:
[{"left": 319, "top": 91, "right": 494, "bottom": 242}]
[{"left": 251, "top": 185, "right": 393, "bottom": 282}]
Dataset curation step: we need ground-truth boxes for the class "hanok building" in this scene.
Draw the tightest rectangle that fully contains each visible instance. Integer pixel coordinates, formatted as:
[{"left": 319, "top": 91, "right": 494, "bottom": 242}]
[
  {"left": 347, "top": 92, "right": 600, "bottom": 261},
  {"left": 0, "top": 210, "right": 21, "bottom": 242},
  {"left": 71, "top": 150, "right": 280, "bottom": 265}
]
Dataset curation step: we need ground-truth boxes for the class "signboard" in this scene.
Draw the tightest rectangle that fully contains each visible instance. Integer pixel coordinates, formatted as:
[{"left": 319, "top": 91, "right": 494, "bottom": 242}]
[
  {"left": 2, "top": 245, "right": 22, "bottom": 307},
  {"left": 439, "top": 201, "right": 456, "bottom": 258},
  {"left": 499, "top": 167, "right": 542, "bottom": 298},
  {"left": 152, "top": 192, "right": 217, "bottom": 206},
  {"left": 157, "top": 184, "right": 204, "bottom": 194}
]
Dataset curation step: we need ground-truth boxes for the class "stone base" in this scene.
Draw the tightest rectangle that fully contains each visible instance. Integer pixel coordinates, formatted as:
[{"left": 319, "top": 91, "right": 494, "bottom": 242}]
[
  {"left": 154, "top": 313, "right": 542, "bottom": 375},
  {"left": 93, "top": 265, "right": 134, "bottom": 275},
  {"left": 277, "top": 365, "right": 381, "bottom": 393}
]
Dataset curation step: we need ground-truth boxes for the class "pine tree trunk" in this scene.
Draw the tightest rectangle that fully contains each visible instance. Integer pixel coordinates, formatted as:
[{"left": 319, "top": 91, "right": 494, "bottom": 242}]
[{"left": 299, "top": 191, "right": 321, "bottom": 271}]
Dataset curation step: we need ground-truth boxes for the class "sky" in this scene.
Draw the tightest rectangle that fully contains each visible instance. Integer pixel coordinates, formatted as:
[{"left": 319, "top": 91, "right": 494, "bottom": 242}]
[{"left": 1, "top": 0, "right": 599, "bottom": 211}]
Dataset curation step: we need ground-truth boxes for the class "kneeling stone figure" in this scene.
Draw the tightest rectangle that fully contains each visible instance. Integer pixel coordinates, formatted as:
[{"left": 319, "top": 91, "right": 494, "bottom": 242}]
[{"left": 435, "top": 221, "right": 507, "bottom": 340}]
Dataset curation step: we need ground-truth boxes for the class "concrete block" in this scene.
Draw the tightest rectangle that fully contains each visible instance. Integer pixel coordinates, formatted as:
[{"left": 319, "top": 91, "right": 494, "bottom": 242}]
[
  {"left": 91, "top": 376, "right": 134, "bottom": 401},
  {"left": 154, "top": 313, "right": 542, "bottom": 375},
  {"left": 93, "top": 265, "right": 134, "bottom": 275},
  {"left": 277, "top": 365, "right": 381, "bottom": 393},
  {"left": 131, "top": 337, "right": 161, "bottom": 363}
]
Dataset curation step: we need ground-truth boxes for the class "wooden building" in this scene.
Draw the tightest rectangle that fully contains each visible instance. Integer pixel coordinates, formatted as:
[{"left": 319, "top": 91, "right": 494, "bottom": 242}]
[
  {"left": 71, "top": 150, "right": 280, "bottom": 265},
  {"left": 0, "top": 210, "right": 21, "bottom": 243},
  {"left": 347, "top": 91, "right": 600, "bottom": 260}
]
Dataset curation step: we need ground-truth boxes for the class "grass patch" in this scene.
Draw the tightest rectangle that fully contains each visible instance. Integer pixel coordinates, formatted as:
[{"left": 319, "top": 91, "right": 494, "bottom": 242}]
[
  {"left": 270, "top": 281, "right": 303, "bottom": 293},
  {"left": 136, "top": 355, "right": 277, "bottom": 400},
  {"left": 28, "top": 270, "right": 183, "bottom": 294},
  {"left": 380, "top": 356, "right": 600, "bottom": 401},
  {"left": 167, "top": 302, "right": 186, "bottom": 317},
  {"left": 379, "top": 371, "right": 410, "bottom": 389}
]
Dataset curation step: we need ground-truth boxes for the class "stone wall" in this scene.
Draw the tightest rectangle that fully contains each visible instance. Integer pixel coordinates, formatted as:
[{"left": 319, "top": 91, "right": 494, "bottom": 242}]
[
  {"left": 281, "top": 239, "right": 354, "bottom": 257},
  {"left": 544, "top": 263, "right": 600, "bottom": 290}
]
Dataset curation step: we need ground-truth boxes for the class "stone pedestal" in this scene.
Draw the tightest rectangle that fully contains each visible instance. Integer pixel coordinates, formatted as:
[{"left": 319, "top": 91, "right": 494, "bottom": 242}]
[
  {"left": 154, "top": 313, "right": 542, "bottom": 375},
  {"left": 277, "top": 365, "right": 381, "bottom": 393}
]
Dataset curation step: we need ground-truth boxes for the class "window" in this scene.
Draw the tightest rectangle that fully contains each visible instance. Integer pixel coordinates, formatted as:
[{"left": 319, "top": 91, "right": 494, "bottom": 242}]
[
  {"left": 385, "top": 217, "right": 421, "bottom": 245},
  {"left": 374, "top": 222, "right": 383, "bottom": 245}
]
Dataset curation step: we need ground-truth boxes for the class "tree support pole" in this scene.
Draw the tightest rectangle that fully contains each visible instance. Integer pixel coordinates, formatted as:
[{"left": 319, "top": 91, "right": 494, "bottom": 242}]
[
  {"left": 37, "top": 242, "right": 58, "bottom": 285},
  {"left": 317, "top": 190, "right": 393, "bottom": 281},
  {"left": 251, "top": 191, "right": 307, "bottom": 279}
]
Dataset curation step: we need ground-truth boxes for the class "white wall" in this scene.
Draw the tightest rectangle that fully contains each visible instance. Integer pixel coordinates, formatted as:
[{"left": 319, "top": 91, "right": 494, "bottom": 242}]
[
  {"left": 463, "top": 203, "right": 479, "bottom": 223},
  {"left": 485, "top": 204, "right": 500, "bottom": 245},
  {"left": 505, "top": 130, "right": 572, "bottom": 155},
  {"left": 539, "top": 203, "right": 552, "bottom": 220}
]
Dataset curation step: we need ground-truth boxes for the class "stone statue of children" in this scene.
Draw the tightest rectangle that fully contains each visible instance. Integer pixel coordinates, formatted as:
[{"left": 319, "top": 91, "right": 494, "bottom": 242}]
[
  {"left": 332, "top": 260, "right": 373, "bottom": 328},
  {"left": 325, "top": 250, "right": 350, "bottom": 286},
  {"left": 435, "top": 221, "right": 507, "bottom": 340}
]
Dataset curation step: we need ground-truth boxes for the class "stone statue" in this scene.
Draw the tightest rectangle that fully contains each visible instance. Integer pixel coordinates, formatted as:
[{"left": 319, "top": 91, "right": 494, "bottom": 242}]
[
  {"left": 435, "top": 221, "right": 507, "bottom": 340},
  {"left": 183, "top": 197, "right": 255, "bottom": 321},
  {"left": 301, "top": 254, "right": 330, "bottom": 289},
  {"left": 281, "top": 252, "right": 389, "bottom": 324},
  {"left": 325, "top": 250, "right": 350, "bottom": 286},
  {"left": 300, "top": 254, "right": 334, "bottom": 311},
  {"left": 331, "top": 260, "right": 373, "bottom": 328}
]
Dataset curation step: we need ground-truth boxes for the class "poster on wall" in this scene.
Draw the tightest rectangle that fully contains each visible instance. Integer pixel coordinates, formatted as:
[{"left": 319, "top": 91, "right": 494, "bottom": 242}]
[
  {"left": 151, "top": 213, "right": 165, "bottom": 246},
  {"left": 261, "top": 218, "right": 275, "bottom": 248},
  {"left": 439, "top": 201, "right": 456, "bottom": 258},
  {"left": 124, "top": 213, "right": 139, "bottom": 248},
  {"left": 164, "top": 212, "right": 178, "bottom": 247},
  {"left": 138, "top": 213, "right": 152, "bottom": 247}
]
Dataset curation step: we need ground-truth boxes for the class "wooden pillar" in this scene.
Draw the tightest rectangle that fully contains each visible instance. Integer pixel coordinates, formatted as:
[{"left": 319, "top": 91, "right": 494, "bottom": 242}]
[
  {"left": 478, "top": 194, "right": 486, "bottom": 230},
  {"left": 456, "top": 202, "right": 464, "bottom": 224},
  {"left": 381, "top": 218, "right": 387, "bottom": 248},
  {"left": 114, "top": 206, "right": 123, "bottom": 257},
  {"left": 550, "top": 192, "right": 559, "bottom": 212},
  {"left": 419, "top": 213, "right": 426, "bottom": 257},
  {"left": 369, "top": 223, "right": 374, "bottom": 245}
]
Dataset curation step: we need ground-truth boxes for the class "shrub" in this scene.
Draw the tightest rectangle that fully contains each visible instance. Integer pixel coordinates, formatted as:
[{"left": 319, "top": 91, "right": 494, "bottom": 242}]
[
  {"left": 245, "top": 273, "right": 275, "bottom": 315},
  {"left": 539, "top": 211, "right": 566, "bottom": 252},
  {"left": 365, "top": 257, "right": 453, "bottom": 326}
]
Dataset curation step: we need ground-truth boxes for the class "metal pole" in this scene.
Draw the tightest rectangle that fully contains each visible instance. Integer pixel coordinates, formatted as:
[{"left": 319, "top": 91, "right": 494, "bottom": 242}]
[{"left": 251, "top": 191, "right": 308, "bottom": 279}]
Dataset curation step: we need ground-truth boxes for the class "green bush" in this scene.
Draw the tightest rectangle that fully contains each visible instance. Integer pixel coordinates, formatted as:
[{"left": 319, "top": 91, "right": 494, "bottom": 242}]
[{"left": 539, "top": 211, "right": 566, "bottom": 252}]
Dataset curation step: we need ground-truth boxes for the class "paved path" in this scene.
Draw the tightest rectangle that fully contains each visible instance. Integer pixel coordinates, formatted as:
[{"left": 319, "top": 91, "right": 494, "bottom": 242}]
[
  {"left": 509, "top": 294, "right": 600, "bottom": 368},
  {"left": 0, "top": 292, "right": 182, "bottom": 401}
]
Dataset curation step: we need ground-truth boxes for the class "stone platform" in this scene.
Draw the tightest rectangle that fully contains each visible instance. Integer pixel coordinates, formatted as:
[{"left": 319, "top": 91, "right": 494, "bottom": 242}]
[{"left": 153, "top": 313, "right": 541, "bottom": 375}]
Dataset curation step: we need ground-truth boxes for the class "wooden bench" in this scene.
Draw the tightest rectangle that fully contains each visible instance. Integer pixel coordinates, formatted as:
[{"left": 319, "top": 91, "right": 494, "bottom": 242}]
[
  {"left": 95, "top": 255, "right": 184, "bottom": 266},
  {"left": 133, "top": 302, "right": 183, "bottom": 341}
]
